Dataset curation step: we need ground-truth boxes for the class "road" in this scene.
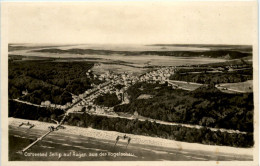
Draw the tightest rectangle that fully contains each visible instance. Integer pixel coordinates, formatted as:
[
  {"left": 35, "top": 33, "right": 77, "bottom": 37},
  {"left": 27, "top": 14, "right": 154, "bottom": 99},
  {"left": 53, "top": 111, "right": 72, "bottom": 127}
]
[
  {"left": 9, "top": 126, "right": 252, "bottom": 161},
  {"left": 13, "top": 99, "right": 45, "bottom": 108},
  {"left": 76, "top": 111, "right": 247, "bottom": 134}
]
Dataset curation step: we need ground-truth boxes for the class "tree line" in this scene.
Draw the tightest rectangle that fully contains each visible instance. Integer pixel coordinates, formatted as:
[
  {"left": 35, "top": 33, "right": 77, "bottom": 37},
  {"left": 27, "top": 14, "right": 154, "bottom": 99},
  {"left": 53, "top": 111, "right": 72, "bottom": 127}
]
[
  {"left": 170, "top": 72, "right": 252, "bottom": 85},
  {"left": 8, "top": 101, "right": 253, "bottom": 148}
]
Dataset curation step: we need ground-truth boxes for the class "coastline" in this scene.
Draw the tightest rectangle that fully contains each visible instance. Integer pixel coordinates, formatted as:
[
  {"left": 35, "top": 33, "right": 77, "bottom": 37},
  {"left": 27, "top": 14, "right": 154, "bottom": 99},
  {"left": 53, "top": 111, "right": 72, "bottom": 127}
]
[{"left": 9, "top": 117, "right": 253, "bottom": 157}]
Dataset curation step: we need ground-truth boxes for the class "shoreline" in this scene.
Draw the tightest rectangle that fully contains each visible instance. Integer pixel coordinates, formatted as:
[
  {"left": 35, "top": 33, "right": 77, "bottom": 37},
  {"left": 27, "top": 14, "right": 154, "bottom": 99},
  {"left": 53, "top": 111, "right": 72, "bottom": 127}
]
[{"left": 9, "top": 117, "right": 253, "bottom": 156}]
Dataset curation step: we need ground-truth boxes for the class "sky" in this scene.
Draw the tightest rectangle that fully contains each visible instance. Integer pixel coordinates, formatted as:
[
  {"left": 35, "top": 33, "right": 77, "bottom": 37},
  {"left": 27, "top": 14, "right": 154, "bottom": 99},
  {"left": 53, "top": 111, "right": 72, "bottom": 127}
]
[{"left": 6, "top": 1, "right": 257, "bottom": 45}]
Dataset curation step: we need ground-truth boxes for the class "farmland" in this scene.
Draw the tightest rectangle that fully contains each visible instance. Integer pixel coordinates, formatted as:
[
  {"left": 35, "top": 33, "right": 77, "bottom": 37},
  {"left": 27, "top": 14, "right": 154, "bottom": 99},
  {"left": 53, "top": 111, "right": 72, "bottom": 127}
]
[
  {"left": 168, "top": 80, "right": 203, "bottom": 91},
  {"left": 217, "top": 80, "right": 253, "bottom": 93},
  {"left": 92, "top": 63, "right": 149, "bottom": 76}
]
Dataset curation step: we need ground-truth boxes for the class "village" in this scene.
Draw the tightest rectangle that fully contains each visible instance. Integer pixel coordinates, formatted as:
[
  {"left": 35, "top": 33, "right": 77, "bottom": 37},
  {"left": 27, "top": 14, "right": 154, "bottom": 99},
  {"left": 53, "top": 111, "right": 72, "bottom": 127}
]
[
  {"left": 35, "top": 65, "right": 178, "bottom": 117},
  {"left": 35, "top": 61, "right": 252, "bottom": 118}
]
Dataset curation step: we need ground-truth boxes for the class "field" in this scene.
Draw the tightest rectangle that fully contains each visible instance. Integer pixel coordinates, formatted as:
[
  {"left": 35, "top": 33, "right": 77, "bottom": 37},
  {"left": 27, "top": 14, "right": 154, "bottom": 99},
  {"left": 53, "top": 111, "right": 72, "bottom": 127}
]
[
  {"left": 217, "top": 80, "right": 253, "bottom": 93},
  {"left": 92, "top": 63, "right": 149, "bottom": 76},
  {"left": 137, "top": 94, "right": 153, "bottom": 99},
  {"left": 168, "top": 80, "right": 203, "bottom": 91}
]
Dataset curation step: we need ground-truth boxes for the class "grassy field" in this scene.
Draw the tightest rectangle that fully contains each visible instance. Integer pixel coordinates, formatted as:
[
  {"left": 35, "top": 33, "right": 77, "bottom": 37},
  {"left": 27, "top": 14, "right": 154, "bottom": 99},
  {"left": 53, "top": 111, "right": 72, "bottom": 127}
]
[
  {"left": 92, "top": 63, "right": 149, "bottom": 76},
  {"left": 217, "top": 80, "right": 253, "bottom": 93},
  {"left": 168, "top": 80, "right": 203, "bottom": 91},
  {"left": 137, "top": 94, "right": 153, "bottom": 99}
]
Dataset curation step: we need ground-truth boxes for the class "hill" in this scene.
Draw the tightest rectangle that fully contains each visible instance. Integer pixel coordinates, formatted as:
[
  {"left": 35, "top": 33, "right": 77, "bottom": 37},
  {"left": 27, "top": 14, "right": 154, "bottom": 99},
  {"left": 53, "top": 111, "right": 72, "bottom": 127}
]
[{"left": 33, "top": 48, "right": 251, "bottom": 60}]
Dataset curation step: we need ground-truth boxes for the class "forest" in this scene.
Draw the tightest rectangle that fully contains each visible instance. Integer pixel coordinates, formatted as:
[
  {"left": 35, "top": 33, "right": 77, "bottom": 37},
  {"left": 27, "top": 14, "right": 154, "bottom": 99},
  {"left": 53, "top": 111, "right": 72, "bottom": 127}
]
[
  {"left": 170, "top": 72, "right": 252, "bottom": 84},
  {"left": 9, "top": 60, "right": 102, "bottom": 105},
  {"left": 114, "top": 82, "right": 253, "bottom": 132},
  {"left": 9, "top": 100, "right": 64, "bottom": 121},
  {"left": 94, "top": 93, "right": 121, "bottom": 107}
]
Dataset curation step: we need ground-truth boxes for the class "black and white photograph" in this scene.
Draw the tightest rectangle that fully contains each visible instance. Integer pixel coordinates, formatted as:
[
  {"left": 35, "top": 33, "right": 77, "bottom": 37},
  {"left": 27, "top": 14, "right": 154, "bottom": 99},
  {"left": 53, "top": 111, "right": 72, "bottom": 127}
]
[{"left": 1, "top": 1, "right": 258, "bottom": 165}]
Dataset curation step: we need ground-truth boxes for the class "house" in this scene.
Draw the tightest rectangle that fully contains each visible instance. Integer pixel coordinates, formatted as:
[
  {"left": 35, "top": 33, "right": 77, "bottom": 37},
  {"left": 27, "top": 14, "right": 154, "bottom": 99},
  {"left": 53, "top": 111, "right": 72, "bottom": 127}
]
[
  {"left": 61, "top": 105, "right": 66, "bottom": 109},
  {"left": 66, "top": 102, "right": 71, "bottom": 107},
  {"left": 41, "top": 101, "right": 45, "bottom": 106},
  {"left": 79, "top": 94, "right": 84, "bottom": 98},
  {"left": 44, "top": 100, "right": 51, "bottom": 106},
  {"left": 22, "top": 89, "right": 28, "bottom": 95}
]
